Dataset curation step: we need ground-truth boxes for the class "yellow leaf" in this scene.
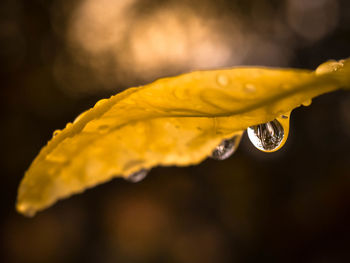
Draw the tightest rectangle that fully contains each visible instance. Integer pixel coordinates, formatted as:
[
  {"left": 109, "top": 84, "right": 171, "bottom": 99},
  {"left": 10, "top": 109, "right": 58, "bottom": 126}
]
[{"left": 17, "top": 58, "right": 350, "bottom": 217}]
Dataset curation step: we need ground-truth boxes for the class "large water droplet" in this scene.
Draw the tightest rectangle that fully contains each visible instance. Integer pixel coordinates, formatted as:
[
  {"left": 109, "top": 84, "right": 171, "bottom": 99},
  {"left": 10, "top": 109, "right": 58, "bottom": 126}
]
[
  {"left": 315, "top": 59, "right": 344, "bottom": 75},
  {"left": 247, "top": 119, "right": 285, "bottom": 152},
  {"left": 211, "top": 135, "right": 241, "bottom": 160},
  {"left": 125, "top": 169, "right": 149, "bottom": 183}
]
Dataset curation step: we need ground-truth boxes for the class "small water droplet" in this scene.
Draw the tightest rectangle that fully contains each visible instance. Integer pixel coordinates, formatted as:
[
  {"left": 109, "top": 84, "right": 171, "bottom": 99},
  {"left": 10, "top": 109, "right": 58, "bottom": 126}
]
[
  {"left": 95, "top": 99, "right": 108, "bottom": 107},
  {"left": 125, "top": 169, "right": 149, "bottom": 183},
  {"left": 302, "top": 99, "right": 312, "bottom": 107},
  {"left": 211, "top": 135, "right": 241, "bottom": 160},
  {"left": 244, "top": 83, "right": 256, "bottom": 93},
  {"left": 52, "top": 129, "right": 61, "bottom": 137},
  {"left": 217, "top": 74, "right": 229, "bottom": 87},
  {"left": 73, "top": 111, "right": 88, "bottom": 123},
  {"left": 247, "top": 119, "right": 284, "bottom": 152}
]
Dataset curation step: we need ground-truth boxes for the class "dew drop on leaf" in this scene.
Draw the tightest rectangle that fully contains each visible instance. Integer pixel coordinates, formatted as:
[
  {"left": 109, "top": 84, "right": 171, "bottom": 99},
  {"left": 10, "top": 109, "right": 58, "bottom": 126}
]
[
  {"left": 52, "top": 130, "right": 61, "bottom": 137},
  {"left": 94, "top": 99, "right": 108, "bottom": 107},
  {"left": 247, "top": 119, "right": 285, "bottom": 152},
  {"left": 216, "top": 74, "right": 229, "bottom": 87},
  {"left": 302, "top": 99, "right": 312, "bottom": 107},
  {"left": 125, "top": 169, "right": 149, "bottom": 183},
  {"left": 315, "top": 59, "right": 345, "bottom": 75},
  {"left": 210, "top": 135, "right": 241, "bottom": 160},
  {"left": 244, "top": 83, "right": 256, "bottom": 93},
  {"left": 73, "top": 111, "right": 88, "bottom": 124}
]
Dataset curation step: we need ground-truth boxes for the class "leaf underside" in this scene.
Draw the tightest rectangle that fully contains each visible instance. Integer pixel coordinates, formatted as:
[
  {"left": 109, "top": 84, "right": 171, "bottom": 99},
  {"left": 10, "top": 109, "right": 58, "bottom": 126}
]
[{"left": 17, "top": 58, "right": 350, "bottom": 216}]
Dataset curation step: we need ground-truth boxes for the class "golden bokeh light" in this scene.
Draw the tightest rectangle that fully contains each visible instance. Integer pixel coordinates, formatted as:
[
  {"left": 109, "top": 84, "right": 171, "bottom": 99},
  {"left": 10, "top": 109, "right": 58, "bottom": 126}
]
[
  {"left": 56, "top": 0, "right": 251, "bottom": 95},
  {"left": 286, "top": 0, "right": 339, "bottom": 42}
]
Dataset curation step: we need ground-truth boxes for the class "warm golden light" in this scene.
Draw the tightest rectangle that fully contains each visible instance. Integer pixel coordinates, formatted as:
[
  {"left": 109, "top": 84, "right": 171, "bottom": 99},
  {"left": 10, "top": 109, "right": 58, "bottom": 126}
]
[
  {"left": 286, "top": 0, "right": 339, "bottom": 42},
  {"left": 60, "top": 0, "right": 250, "bottom": 94}
]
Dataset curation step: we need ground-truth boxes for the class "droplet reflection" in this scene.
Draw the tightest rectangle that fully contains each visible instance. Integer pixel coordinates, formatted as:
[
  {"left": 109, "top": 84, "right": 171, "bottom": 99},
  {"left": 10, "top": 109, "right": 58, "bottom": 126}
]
[
  {"left": 247, "top": 119, "right": 284, "bottom": 152},
  {"left": 125, "top": 169, "right": 149, "bottom": 183},
  {"left": 211, "top": 135, "right": 241, "bottom": 160}
]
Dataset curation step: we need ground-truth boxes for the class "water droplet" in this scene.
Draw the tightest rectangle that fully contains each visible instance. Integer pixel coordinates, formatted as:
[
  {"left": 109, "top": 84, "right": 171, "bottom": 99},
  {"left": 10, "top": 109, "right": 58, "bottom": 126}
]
[
  {"left": 125, "top": 169, "right": 149, "bottom": 183},
  {"left": 302, "top": 99, "right": 312, "bottom": 107},
  {"left": 211, "top": 135, "right": 241, "bottom": 160},
  {"left": 52, "top": 129, "right": 61, "bottom": 137},
  {"left": 73, "top": 111, "right": 88, "bottom": 123},
  {"left": 247, "top": 119, "right": 285, "bottom": 152},
  {"left": 217, "top": 74, "right": 229, "bottom": 87},
  {"left": 315, "top": 60, "right": 344, "bottom": 75},
  {"left": 95, "top": 99, "right": 108, "bottom": 107},
  {"left": 244, "top": 83, "right": 256, "bottom": 93}
]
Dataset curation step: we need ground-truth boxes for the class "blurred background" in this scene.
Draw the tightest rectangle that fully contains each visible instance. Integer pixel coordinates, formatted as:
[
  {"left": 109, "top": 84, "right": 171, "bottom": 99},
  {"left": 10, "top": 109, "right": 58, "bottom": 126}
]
[{"left": 1, "top": 0, "right": 350, "bottom": 262}]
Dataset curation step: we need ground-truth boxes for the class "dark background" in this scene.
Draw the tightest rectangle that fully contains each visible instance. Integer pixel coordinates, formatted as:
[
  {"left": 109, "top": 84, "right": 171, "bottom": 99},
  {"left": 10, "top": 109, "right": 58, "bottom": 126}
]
[{"left": 1, "top": 0, "right": 350, "bottom": 262}]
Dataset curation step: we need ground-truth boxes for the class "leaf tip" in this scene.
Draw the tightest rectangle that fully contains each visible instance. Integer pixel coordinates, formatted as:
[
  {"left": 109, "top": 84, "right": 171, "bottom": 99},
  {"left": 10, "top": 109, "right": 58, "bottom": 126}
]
[{"left": 16, "top": 201, "right": 36, "bottom": 217}]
